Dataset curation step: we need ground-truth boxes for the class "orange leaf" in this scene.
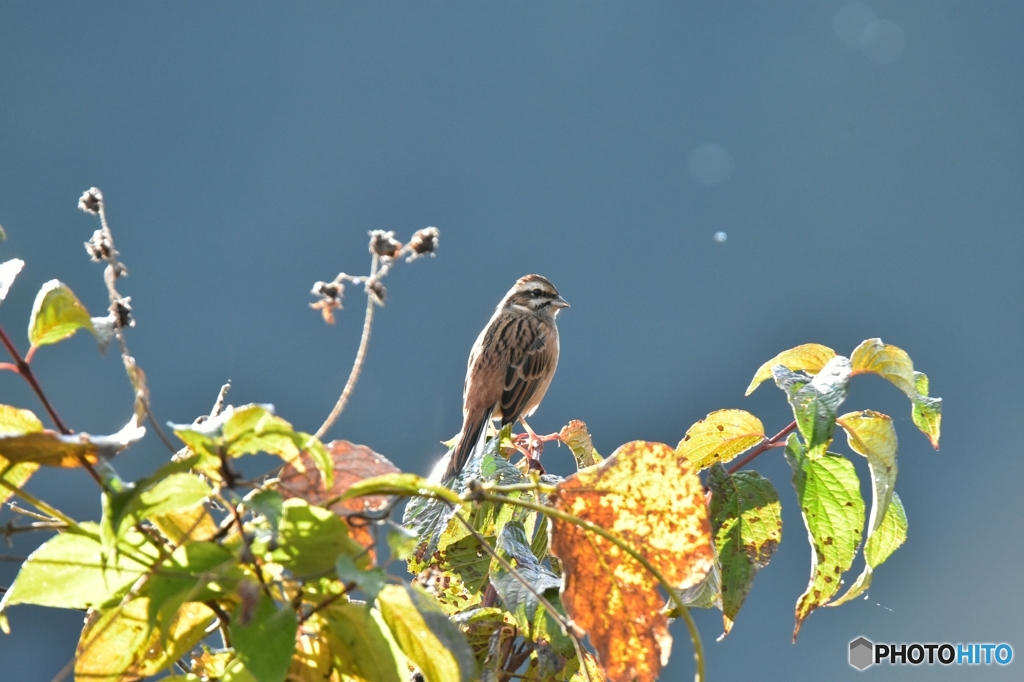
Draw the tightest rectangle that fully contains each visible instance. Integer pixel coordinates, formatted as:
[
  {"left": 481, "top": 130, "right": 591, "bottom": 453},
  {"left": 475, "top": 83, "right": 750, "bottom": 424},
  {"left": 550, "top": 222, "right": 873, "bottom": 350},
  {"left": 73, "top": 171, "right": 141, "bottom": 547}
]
[
  {"left": 550, "top": 441, "right": 714, "bottom": 682},
  {"left": 279, "top": 440, "right": 400, "bottom": 555}
]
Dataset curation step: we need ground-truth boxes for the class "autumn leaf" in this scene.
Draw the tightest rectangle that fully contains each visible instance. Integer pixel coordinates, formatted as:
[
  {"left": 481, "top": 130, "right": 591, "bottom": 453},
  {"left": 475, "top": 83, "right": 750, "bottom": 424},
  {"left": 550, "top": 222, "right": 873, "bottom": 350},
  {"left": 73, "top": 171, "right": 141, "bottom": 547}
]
[
  {"left": 549, "top": 441, "right": 714, "bottom": 682},
  {"left": 746, "top": 343, "right": 837, "bottom": 395},
  {"left": 279, "top": 440, "right": 400, "bottom": 556},
  {"left": 676, "top": 409, "right": 765, "bottom": 470}
]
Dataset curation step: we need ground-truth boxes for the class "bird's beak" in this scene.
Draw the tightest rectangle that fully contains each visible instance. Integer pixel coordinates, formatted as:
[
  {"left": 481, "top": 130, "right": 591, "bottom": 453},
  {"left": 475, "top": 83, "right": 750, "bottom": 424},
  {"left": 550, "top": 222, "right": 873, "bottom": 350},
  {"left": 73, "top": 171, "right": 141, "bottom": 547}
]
[{"left": 552, "top": 295, "right": 570, "bottom": 309}]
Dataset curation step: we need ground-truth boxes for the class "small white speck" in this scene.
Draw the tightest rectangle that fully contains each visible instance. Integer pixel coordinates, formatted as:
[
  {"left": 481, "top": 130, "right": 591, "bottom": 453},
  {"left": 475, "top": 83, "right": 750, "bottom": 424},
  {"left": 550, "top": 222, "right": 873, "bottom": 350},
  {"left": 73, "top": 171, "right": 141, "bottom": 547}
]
[{"left": 714, "top": 232, "right": 728, "bottom": 243}]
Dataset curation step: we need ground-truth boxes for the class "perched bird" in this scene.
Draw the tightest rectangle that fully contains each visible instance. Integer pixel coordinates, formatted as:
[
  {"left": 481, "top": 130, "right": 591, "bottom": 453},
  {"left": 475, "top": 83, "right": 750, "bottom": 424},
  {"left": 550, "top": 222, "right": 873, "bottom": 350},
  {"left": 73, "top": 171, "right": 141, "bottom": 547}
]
[{"left": 443, "top": 274, "right": 569, "bottom": 480}]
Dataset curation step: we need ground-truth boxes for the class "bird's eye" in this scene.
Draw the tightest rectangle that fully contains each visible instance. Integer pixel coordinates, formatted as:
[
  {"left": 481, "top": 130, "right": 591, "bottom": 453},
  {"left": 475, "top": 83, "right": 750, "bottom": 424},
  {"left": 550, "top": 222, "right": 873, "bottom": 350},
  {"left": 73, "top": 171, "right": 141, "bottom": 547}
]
[{"left": 531, "top": 288, "right": 543, "bottom": 297}]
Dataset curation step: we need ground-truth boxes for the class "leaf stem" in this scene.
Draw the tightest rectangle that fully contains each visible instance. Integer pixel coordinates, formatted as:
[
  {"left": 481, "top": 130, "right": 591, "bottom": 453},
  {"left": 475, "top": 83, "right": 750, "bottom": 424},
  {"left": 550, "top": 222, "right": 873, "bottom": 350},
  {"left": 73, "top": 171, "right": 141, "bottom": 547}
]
[
  {"left": 475, "top": 491, "right": 705, "bottom": 682},
  {"left": 727, "top": 420, "right": 798, "bottom": 475},
  {"left": 0, "top": 479, "right": 80, "bottom": 530},
  {"left": 312, "top": 254, "right": 379, "bottom": 443}
]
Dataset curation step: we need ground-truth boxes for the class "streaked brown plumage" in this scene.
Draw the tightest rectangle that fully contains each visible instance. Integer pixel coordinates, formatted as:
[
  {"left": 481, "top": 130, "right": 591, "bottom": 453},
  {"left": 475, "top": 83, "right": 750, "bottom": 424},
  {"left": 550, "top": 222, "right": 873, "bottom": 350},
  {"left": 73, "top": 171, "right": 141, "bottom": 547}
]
[{"left": 443, "top": 274, "right": 569, "bottom": 480}]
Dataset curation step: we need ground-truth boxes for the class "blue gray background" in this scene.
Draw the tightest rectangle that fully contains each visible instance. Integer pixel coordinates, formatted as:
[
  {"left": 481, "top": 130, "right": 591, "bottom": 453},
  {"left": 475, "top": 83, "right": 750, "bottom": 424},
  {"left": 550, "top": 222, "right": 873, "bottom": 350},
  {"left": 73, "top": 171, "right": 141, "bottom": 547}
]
[{"left": 1, "top": 3, "right": 1021, "bottom": 680}]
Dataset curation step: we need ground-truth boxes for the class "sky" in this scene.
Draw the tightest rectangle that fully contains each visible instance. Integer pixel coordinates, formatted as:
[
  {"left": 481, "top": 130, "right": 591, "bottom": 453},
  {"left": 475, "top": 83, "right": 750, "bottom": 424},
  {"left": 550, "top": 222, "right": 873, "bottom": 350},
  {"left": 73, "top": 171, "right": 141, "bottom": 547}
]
[{"left": 1, "top": 2, "right": 1021, "bottom": 680}]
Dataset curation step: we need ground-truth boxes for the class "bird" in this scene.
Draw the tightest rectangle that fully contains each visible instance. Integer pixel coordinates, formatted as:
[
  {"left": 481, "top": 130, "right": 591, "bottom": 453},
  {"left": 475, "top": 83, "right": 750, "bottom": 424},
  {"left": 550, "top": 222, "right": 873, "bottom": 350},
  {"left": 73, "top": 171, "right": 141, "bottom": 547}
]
[{"left": 442, "top": 274, "right": 569, "bottom": 481}]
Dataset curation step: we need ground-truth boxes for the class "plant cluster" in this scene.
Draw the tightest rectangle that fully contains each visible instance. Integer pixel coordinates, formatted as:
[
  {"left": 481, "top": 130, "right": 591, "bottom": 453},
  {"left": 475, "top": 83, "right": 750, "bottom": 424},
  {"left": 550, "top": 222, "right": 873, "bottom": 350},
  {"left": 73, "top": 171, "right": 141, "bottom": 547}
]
[{"left": 0, "top": 191, "right": 940, "bottom": 682}]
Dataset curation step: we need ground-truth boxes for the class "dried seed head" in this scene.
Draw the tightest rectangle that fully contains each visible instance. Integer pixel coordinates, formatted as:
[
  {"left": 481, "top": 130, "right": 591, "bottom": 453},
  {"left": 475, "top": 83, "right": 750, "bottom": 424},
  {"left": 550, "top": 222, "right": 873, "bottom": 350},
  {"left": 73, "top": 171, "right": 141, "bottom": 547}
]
[
  {"left": 84, "top": 229, "right": 114, "bottom": 262},
  {"left": 78, "top": 188, "right": 103, "bottom": 215},
  {"left": 312, "top": 280, "right": 344, "bottom": 302},
  {"left": 114, "top": 297, "right": 135, "bottom": 328},
  {"left": 368, "top": 230, "right": 402, "bottom": 258},
  {"left": 366, "top": 278, "right": 387, "bottom": 305},
  {"left": 407, "top": 226, "right": 440, "bottom": 260},
  {"left": 310, "top": 280, "right": 345, "bottom": 324}
]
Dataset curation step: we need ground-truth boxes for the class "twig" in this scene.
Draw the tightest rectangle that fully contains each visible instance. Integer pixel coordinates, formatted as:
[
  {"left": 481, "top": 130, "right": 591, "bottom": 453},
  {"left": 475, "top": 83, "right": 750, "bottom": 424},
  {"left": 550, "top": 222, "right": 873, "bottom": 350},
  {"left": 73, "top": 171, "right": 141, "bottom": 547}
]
[
  {"left": 206, "top": 600, "right": 234, "bottom": 648},
  {"left": 0, "top": 479, "right": 80, "bottom": 530},
  {"left": 81, "top": 188, "right": 177, "bottom": 456},
  {"left": 0, "top": 327, "right": 68, "bottom": 433},
  {"left": 726, "top": 420, "right": 798, "bottom": 475},
  {"left": 2, "top": 520, "right": 67, "bottom": 539},
  {"left": 311, "top": 254, "right": 379, "bottom": 442}
]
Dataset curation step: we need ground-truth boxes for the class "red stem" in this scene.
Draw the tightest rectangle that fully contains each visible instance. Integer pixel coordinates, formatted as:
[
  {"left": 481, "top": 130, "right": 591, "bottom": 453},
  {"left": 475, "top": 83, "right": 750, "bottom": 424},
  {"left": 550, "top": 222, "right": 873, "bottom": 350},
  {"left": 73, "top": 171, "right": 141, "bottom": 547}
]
[
  {"left": 0, "top": 325, "right": 105, "bottom": 488},
  {"left": 727, "top": 420, "right": 798, "bottom": 475}
]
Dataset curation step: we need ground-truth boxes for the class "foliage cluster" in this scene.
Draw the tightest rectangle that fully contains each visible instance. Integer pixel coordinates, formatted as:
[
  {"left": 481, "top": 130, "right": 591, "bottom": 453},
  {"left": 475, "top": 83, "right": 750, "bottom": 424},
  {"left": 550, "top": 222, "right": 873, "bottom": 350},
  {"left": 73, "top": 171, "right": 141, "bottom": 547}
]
[{"left": 0, "top": 192, "right": 940, "bottom": 682}]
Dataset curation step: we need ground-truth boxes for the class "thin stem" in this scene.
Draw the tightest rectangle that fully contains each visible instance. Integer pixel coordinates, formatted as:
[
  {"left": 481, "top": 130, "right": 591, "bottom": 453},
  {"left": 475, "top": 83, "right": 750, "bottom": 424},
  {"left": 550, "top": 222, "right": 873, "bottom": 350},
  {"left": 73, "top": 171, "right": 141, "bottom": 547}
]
[
  {"left": 0, "top": 326, "right": 70, "bottom": 434},
  {"left": 2, "top": 520, "right": 67, "bottom": 538},
  {"left": 476, "top": 491, "right": 705, "bottom": 682},
  {"left": 0, "top": 325, "right": 107, "bottom": 488},
  {"left": 726, "top": 420, "right": 798, "bottom": 475},
  {"left": 0, "top": 479, "right": 80, "bottom": 530},
  {"left": 311, "top": 254, "right": 379, "bottom": 443}
]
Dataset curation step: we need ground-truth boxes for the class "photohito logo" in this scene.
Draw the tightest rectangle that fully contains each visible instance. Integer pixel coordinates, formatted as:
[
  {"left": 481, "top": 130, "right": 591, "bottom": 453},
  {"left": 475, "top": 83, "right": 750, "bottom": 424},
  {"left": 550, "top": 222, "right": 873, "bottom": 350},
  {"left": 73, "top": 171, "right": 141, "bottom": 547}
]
[{"left": 849, "top": 637, "right": 1013, "bottom": 670}]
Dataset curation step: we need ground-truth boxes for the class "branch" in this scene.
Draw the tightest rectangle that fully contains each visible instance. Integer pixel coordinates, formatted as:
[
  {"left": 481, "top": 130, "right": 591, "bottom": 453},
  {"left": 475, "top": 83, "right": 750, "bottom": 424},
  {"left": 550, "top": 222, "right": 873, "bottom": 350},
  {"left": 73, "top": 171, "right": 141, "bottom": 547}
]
[
  {"left": 311, "top": 254, "right": 379, "bottom": 442},
  {"left": 726, "top": 420, "right": 798, "bottom": 475}
]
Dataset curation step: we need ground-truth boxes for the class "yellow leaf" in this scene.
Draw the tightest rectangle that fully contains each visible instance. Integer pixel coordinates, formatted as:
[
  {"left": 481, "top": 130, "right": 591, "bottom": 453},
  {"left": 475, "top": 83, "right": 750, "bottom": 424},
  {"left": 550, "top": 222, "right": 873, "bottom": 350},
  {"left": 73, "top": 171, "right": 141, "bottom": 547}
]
[
  {"left": 288, "top": 630, "right": 334, "bottom": 682},
  {"left": 850, "top": 338, "right": 915, "bottom": 398},
  {"left": 0, "top": 405, "right": 43, "bottom": 504},
  {"left": 746, "top": 344, "right": 837, "bottom": 395},
  {"left": 676, "top": 409, "right": 765, "bottom": 470},
  {"left": 559, "top": 420, "right": 603, "bottom": 469},
  {"left": 550, "top": 441, "right": 714, "bottom": 682},
  {"left": 75, "top": 598, "right": 214, "bottom": 681},
  {"left": 150, "top": 502, "right": 219, "bottom": 543}
]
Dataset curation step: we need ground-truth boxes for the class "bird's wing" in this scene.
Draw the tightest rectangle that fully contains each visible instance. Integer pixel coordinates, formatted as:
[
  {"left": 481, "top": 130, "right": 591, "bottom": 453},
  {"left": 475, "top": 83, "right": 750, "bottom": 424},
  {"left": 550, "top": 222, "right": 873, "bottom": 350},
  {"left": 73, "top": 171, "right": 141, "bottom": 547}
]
[{"left": 500, "top": 324, "right": 552, "bottom": 424}]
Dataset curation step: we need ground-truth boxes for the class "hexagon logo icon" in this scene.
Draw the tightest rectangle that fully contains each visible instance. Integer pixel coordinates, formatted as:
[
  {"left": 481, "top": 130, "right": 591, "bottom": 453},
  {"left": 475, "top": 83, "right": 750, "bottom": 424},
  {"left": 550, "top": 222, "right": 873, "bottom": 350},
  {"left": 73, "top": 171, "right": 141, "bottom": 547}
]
[{"left": 849, "top": 636, "right": 874, "bottom": 670}]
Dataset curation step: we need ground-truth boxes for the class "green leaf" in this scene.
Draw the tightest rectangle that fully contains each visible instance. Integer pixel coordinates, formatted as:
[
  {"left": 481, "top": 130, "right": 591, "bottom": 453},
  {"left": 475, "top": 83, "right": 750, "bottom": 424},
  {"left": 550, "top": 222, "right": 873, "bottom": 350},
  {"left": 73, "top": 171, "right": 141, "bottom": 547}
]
[
  {"left": 0, "top": 523, "right": 158, "bottom": 613},
  {"left": 785, "top": 436, "right": 864, "bottom": 640},
  {"left": 830, "top": 493, "right": 908, "bottom": 606},
  {"left": 247, "top": 488, "right": 284, "bottom": 534},
  {"left": 343, "top": 472, "right": 461, "bottom": 505},
  {"left": 491, "top": 521, "right": 573, "bottom": 656},
  {"left": 101, "top": 456, "right": 209, "bottom": 541},
  {"left": 320, "top": 605, "right": 407, "bottom": 682},
  {"left": 27, "top": 279, "right": 95, "bottom": 346},
  {"left": 143, "top": 542, "right": 242, "bottom": 634},
  {"left": 231, "top": 594, "right": 298, "bottom": 682},
  {"left": 336, "top": 553, "right": 387, "bottom": 605},
  {"left": 676, "top": 409, "right": 765, "bottom": 470},
  {"left": 377, "top": 583, "right": 476, "bottom": 682},
  {"left": 0, "top": 258, "right": 25, "bottom": 305},
  {"left": 171, "top": 404, "right": 333, "bottom": 487},
  {"left": 267, "top": 498, "right": 364, "bottom": 578},
  {"left": 408, "top": 533, "right": 491, "bottom": 615},
  {"left": 912, "top": 371, "right": 942, "bottom": 449},
  {"left": 123, "top": 472, "right": 211, "bottom": 534},
  {"left": 746, "top": 343, "right": 837, "bottom": 395},
  {"left": 491, "top": 521, "right": 561, "bottom": 630},
  {"left": 707, "top": 464, "right": 782, "bottom": 637},
  {"left": 774, "top": 356, "right": 852, "bottom": 455}
]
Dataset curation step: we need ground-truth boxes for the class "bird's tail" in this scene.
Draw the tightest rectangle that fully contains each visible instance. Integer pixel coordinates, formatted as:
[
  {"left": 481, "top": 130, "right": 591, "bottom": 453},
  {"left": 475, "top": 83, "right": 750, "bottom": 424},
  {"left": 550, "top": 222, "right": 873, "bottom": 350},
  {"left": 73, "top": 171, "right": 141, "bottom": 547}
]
[{"left": 444, "top": 410, "right": 492, "bottom": 481}]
